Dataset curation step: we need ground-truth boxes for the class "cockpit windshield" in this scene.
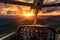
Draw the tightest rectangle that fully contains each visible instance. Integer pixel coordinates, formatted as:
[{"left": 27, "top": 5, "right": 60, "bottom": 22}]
[{"left": 0, "top": 0, "right": 60, "bottom": 38}]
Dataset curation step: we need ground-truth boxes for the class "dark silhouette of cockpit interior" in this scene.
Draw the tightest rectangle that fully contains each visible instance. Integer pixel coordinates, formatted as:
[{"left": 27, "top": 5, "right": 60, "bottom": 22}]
[{"left": 0, "top": 0, "right": 60, "bottom": 40}]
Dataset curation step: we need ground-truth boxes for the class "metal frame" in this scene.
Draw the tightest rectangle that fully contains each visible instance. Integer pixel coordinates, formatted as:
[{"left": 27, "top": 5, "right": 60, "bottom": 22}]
[
  {"left": 0, "top": 0, "right": 60, "bottom": 7},
  {"left": 16, "top": 25, "right": 56, "bottom": 40}
]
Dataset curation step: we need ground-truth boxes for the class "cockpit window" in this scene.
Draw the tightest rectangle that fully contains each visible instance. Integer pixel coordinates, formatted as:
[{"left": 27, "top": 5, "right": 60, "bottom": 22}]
[{"left": 0, "top": 0, "right": 60, "bottom": 35}]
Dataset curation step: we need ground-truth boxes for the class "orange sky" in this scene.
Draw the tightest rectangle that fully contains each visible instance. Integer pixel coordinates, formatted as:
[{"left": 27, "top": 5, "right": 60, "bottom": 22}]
[
  {"left": 38, "top": 11, "right": 60, "bottom": 16},
  {"left": 0, "top": 1, "right": 60, "bottom": 16}
]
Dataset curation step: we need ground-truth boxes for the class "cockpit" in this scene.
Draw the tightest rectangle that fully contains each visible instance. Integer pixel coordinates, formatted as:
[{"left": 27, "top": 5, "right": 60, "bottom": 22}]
[{"left": 0, "top": 0, "right": 60, "bottom": 40}]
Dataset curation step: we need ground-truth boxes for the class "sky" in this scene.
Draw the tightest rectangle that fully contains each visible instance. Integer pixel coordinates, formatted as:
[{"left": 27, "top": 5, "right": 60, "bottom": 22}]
[{"left": 0, "top": 0, "right": 60, "bottom": 16}]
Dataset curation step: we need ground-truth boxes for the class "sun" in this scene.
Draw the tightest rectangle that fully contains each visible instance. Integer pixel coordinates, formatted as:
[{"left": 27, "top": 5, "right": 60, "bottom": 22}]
[
  {"left": 23, "top": 13, "right": 34, "bottom": 17},
  {"left": 22, "top": 12, "right": 34, "bottom": 17}
]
